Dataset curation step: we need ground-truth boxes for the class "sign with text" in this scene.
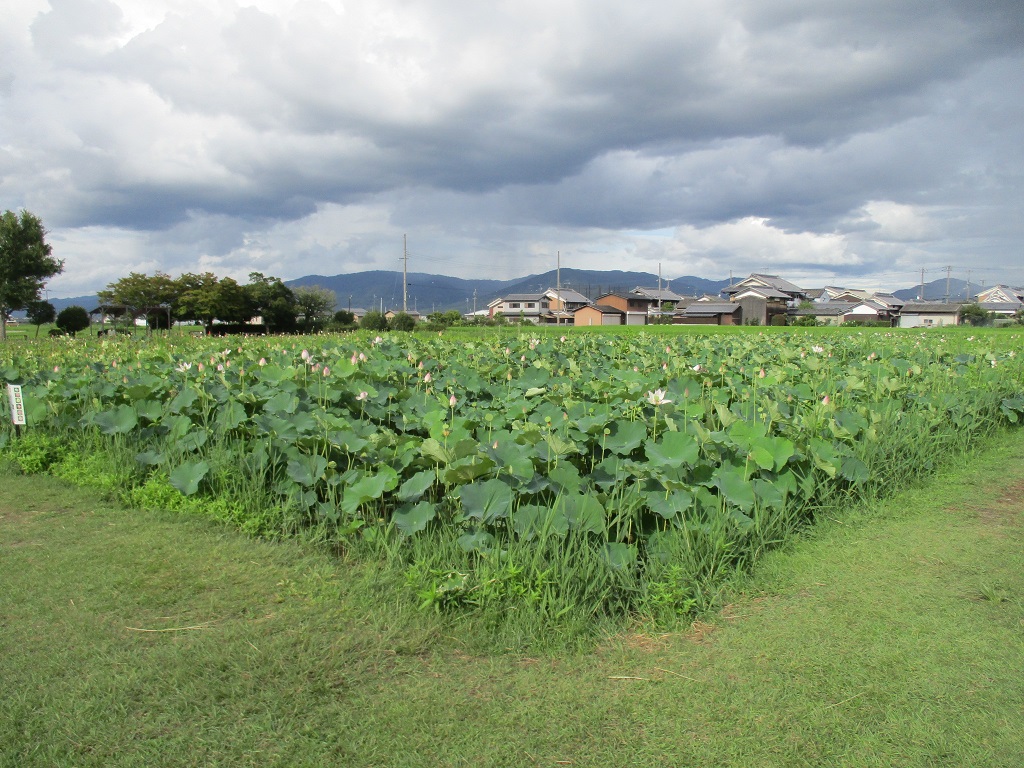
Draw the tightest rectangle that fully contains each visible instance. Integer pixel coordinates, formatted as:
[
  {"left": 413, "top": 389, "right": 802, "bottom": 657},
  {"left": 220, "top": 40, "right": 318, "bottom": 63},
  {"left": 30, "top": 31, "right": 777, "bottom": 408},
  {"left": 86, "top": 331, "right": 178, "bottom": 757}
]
[{"left": 7, "top": 384, "right": 26, "bottom": 426}]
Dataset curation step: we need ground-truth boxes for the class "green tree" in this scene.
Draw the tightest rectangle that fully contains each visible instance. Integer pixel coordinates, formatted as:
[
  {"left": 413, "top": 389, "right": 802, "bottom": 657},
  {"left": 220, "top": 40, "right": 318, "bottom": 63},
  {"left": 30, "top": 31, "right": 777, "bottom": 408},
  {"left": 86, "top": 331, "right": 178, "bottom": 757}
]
[
  {"left": 98, "top": 272, "right": 176, "bottom": 328},
  {"left": 0, "top": 210, "right": 64, "bottom": 341},
  {"left": 173, "top": 272, "right": 220, "bottom": 325},
  {"left": 958, "top": 303, "right": 990, "bottom": 327},
  {"left": 333, "top": 309, "right": 355, "bottom": 326},
  {"left": 426, "top": 310, "right": 462, "bottom": 327},
  {"left": 26, "top": 300, "right": 56, "bottom": 338},
  {"left": 361, "top": 310, "right": 388, "bottom": 331},
  {"left": 245, "top": 273, "right": 297, "bottom": 333},
  {"left": 294, "top": 285, "right": 336, "bottom": 333},
  {"left": 389, "top": 311, "right": 416, "bottom": 331},
  {"left": 212, "top": 277, "right": 258, "bottom": 325},
  {"left": 55, "top": 305, "right": 90, "bottom": 336}
]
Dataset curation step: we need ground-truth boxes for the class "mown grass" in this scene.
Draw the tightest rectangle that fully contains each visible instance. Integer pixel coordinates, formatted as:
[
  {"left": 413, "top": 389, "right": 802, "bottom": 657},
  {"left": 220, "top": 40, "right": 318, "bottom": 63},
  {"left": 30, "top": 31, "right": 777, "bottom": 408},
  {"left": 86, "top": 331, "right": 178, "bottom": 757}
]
[{"left": 2, "top": 430, "right": 1023, "bottom": 767}]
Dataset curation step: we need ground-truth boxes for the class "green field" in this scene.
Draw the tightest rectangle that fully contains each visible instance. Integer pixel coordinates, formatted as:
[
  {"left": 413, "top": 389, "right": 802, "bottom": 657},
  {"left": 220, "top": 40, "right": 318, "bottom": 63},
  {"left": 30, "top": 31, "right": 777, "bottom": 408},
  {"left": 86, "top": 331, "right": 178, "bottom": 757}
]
[
  {"left": 2, "top": 427, "right": 1022, "bottom": 766},
  {"left": 1, "top": 326, "right": 1022, "bottom": 637}
]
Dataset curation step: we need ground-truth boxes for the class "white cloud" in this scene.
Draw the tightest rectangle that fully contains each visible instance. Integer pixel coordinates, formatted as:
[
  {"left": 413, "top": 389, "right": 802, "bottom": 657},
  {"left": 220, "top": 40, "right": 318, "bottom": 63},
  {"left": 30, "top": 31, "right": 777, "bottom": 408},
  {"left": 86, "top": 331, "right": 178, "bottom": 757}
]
[{"left": 2, "top": 1, "right": 1022, "bottom": 296}]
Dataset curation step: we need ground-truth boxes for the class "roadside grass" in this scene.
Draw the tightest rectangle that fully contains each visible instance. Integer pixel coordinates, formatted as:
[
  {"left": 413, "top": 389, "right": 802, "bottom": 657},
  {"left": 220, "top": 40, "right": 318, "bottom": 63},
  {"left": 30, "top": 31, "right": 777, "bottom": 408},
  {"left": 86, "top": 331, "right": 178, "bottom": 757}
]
[{"left": 2, "top": 431, "right": 1023, "bottom": 767}]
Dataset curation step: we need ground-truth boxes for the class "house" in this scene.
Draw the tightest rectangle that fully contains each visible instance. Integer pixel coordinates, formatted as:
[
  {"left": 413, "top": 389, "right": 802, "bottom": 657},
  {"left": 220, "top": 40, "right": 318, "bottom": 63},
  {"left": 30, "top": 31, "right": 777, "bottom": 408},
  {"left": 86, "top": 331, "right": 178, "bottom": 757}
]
[
  {"left": 573, "top": 304, "right": 625, "bottom": 326},
  {"left": 545, "top": 288, "right": 591, "bottom": 312},
  {"left": 674, "top": 302, "right": 742, "bottom": 325},
  {"left": 384, "top": 309, "right": 424, "bottom": 323},
  {"left": 974, "top": 285, "right": 1024, "bottom": 305},
  {"left": 897, "top": 302, "right": 964, "bottom": 328},
  {"left": 593, "top": 292, "right": 656, "bottom": 325},
  {"left": 722, "top": 274, "right": 807, "bottom": 305},
  {"left": 487, "top": 293, "right": 551, "bottom": 323},
  {"left": 544, "top": 288, "right": 590, "bottom": 325},
  {"left": 630, "top": 286, "right": 684, "bottom": 308},
  {"left": 974, "top": 285, "right": 1024, "bottom": 318},
  {"left": 788, "top": 301, "right": 884, "bottom": 326}
]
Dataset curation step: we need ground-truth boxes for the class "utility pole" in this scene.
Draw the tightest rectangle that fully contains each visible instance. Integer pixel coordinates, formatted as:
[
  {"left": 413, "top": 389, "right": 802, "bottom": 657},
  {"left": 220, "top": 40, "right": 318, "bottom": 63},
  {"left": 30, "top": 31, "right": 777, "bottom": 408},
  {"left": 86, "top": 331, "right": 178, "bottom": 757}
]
[
  {"left": 920, "top": 268, "right": 926, "bottom": 301},
  {"left": 403, "top": 234, "right": 411, "bottom": 313},
  {"left": 472, "top": 287, "right": 477, "bottom": 314},
  {"left": 965, "top": 270, "right": 971, "bottom": 299},
  {"left": 657, "top": 262, "right": 662, "bottom": 312},
  {"left": 556, "top": 251, "right": 562, "bottom": 316},
  {"left": 944, "top": 265, "right": 952, "bottom": 304}
]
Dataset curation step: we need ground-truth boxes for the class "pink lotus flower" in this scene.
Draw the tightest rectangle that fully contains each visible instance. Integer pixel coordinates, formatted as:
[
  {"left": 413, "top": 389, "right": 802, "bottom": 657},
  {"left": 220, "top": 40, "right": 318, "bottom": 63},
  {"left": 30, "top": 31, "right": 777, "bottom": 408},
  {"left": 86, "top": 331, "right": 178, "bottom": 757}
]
[
  {"left": 821, "top": 395, "right": 830, "bottom": 405},
  {"left": 356, "top": 391, "right": 368, "bottom": 401},
  {"left": 301, "top": 349, "right": 311, "bottom": 361},
  {"left": 424, "top": 373, "right": 432, "bottom": 383},
  {"left": 449, "top": 394, "right": 458, "bottom": 407},
  {"left": 258, "top": 357, "right": 267, "bottom": 366}
]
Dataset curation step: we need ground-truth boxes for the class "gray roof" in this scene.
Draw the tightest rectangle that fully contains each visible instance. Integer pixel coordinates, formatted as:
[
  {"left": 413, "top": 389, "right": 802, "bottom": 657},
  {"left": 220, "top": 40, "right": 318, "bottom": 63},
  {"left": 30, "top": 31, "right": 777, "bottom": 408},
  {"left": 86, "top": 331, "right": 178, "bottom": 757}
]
[
  {"left": 979, "top": 302, "right": 1023, "bottom": 312},
  {"left": 579, "top": 304, "right": 625, "bottom": 315},
  {"left": 728, "top": 285, "right": 793, "bottom": 300},
  {"left": 790, "top": 301, "right": 887, "bottom": 317},
  {"left": 899, "top": 301, "right": 965, "bottom": 313},
  {"left": 723, "top": 273, "right": 804, "bottom": 296},
  {"left": 679, "top": 302, "right": 741, "bottom": 316},
  {"left": 631, "top": 286, "right": 684, "bottom": 301},
  {"left": 497, "top": 293, "right": 546, "bottom": 302},
  {"left": 547, "top": 288, "right": 590, "bottom": 303}
]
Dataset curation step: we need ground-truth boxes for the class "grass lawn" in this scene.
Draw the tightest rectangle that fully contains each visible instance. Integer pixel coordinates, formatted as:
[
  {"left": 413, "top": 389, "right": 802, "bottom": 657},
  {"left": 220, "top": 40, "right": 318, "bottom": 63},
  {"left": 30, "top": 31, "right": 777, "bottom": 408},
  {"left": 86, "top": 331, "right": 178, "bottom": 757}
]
[{"left": 2, "top": 431, "right": 1023, "bottom": 767}]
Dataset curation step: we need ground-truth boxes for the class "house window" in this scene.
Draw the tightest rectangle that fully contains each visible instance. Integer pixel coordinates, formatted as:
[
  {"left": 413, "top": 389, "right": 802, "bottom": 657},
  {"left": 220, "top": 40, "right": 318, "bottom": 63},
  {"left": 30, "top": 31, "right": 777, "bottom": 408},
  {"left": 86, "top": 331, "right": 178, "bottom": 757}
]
[
  {"left": 541, "top": 301, "right": 549, "bottom": 309},
  {"left": 508, "top": 302, "right": 521, "bottom": 308},
  {"left": 527, "top": 303, "right": 536, "bottom": 308}
]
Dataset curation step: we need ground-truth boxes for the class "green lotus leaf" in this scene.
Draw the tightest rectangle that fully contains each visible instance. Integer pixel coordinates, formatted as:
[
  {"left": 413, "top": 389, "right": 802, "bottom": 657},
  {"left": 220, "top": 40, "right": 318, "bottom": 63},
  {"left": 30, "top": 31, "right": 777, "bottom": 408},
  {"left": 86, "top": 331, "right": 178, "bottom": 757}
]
[
  {"left": 393, "top": 501, "right": 436, "bottom": 535},
  {"left": 459, "top": 478, "right": 514, "bottom": 523},
  {"left": 169, "top": 460, "right": 210, "bottom": 496}
]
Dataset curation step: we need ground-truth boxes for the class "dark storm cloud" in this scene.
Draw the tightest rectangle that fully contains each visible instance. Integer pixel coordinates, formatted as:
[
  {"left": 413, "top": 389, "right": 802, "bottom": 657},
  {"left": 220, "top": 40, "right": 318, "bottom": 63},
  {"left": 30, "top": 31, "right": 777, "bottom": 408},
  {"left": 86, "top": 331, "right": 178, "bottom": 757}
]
[{"left": 2, "top": 0, "right": 1022, "bottom": 294}]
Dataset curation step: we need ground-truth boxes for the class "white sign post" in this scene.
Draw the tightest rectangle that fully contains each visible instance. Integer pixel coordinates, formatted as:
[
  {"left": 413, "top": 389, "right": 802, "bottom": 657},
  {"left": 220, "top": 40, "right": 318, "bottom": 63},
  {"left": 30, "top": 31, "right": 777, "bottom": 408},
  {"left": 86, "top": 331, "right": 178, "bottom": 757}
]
[{"left": 7, "top": 384, "right": 26, "bottom": 433}]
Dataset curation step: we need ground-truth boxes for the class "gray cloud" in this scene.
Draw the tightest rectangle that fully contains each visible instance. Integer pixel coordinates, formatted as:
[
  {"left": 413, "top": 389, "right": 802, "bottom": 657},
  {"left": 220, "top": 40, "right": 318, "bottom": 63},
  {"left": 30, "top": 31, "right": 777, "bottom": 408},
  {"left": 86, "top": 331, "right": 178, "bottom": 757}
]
[{"left": 2, "top": 0, "right": 1022, "bottom": 296}]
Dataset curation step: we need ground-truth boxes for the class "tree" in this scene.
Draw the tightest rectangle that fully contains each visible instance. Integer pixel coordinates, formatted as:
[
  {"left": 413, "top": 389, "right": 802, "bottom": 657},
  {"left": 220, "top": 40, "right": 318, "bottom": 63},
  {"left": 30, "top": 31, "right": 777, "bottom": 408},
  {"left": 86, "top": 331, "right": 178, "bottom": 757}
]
[
  {"left": 55, "top": 305, "right": 90, "bottom": 336},
  {"left": 173, "top": 272, "right": 221, "bottom": 325},
  {"left": 246, "top": 272, "right": 297, "bottom": 333},
  {"left": 426, "top": 310, "right": 462, "bottom": 327},
  {"left": 98, "top": 271, "right": 176, "bottom": 328},
  {"left": 26, "top": 299, "right": 56, "bottom": 338},
  {"left": 294, "top": 285, "right": 336, "bottom": 333},
  {"left": 211, "top": 277, "right": 258, "bottom": 325},
  {"left": 389, "top": 312, "right": 416, "bottom": 331},
  {"left": 0, "top": 210, "right": 64, "bottom": 341},
  {"left": 333, "top": 309, "right": 355, "bottom": 326},
  {"left": 361, "top": 310, "right": 388, "bottom": 331},
  {"left": 958, "top": 303, "right": 990, "bottom": 327}
]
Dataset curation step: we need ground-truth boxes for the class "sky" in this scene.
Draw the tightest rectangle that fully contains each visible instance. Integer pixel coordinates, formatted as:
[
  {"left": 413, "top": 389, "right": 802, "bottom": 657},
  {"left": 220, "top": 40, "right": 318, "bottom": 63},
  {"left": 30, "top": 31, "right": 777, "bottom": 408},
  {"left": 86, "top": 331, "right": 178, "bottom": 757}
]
[{"left": 2, "top": 0, "right": 1022, "bottom": 299}]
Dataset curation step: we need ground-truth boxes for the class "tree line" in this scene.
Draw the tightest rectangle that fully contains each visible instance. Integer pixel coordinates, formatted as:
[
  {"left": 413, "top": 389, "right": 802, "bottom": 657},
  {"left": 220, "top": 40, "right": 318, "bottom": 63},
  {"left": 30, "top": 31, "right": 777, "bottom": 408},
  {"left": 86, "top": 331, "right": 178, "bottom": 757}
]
[{"left": 95, "top": 271, "right": 340, "bottom": 333}]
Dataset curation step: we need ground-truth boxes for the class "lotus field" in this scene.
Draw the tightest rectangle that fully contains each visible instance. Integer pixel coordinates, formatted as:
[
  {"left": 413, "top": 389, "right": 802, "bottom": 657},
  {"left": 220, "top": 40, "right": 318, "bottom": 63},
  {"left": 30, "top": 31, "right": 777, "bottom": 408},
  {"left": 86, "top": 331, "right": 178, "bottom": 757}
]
[{"left": 2, "top": 329, "right": 1023, "bottom": 620}]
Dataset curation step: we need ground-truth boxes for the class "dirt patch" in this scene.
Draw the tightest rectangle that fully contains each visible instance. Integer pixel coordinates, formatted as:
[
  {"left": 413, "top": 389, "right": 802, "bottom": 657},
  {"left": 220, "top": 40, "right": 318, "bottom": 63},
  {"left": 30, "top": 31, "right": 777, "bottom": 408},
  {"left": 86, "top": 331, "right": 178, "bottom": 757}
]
[{"left": 956, "top": 481, "right": 1024, "bottom": 529}]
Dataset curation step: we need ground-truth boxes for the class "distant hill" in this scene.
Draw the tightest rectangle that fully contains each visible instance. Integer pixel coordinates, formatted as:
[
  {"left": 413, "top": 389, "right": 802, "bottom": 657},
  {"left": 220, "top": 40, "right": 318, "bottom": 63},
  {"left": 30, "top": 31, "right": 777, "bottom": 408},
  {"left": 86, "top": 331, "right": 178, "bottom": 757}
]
[
  {"left": 892, "top": 278, "right": 984, "bottom": 302},
  {"left": 37, "top": 271, "right": 1013, "bottom": 321},
  {"left": 286, "top": 271, "right": 508, "bottom": 314},
  {"left": 289, "top": 269, "right": 732, "bottom": 313},
  {"left": 491, "top": 269, "right": 731, "bottom": 305}
]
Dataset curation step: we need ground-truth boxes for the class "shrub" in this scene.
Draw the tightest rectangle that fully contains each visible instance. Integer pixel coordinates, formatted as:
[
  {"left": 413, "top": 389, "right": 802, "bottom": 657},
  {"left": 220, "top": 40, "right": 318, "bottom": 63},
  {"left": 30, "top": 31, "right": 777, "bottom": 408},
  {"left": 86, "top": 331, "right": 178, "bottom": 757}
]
[
  {"left": 55, "top": 305, "right": 90, "bottom": 335},
  {"left": 361, "top": 310, "right": 388, "bottom": 331},
  {"left": 389, "top": 312, "right": 417, "bottom": 331}
]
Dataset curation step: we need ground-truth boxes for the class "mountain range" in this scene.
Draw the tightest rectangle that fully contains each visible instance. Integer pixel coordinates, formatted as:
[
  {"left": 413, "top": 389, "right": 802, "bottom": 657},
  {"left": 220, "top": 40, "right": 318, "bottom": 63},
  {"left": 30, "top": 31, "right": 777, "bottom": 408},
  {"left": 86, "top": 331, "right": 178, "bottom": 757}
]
[{"left": 39, "top": 272, "right": 1012, "bottom": 316}]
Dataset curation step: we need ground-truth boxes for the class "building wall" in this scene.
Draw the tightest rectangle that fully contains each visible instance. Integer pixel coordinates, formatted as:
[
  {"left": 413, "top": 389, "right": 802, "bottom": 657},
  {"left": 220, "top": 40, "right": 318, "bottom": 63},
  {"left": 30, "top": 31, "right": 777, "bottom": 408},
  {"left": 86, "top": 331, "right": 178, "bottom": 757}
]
[
  {"left": 898, "top": 313, "right": 960, "bottom": 328},
  {"left": 573, "top": 306, "right": 622, "bottom": 326}
]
